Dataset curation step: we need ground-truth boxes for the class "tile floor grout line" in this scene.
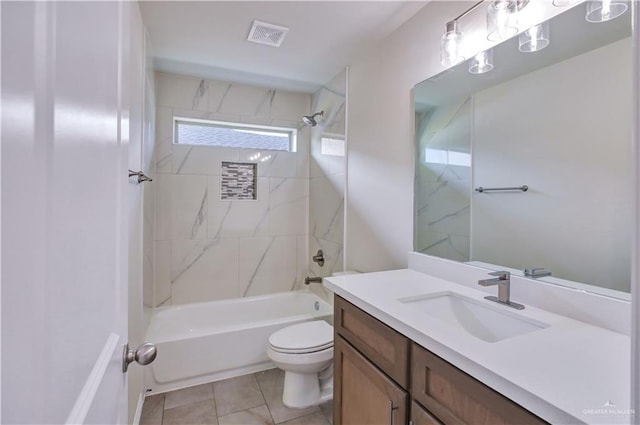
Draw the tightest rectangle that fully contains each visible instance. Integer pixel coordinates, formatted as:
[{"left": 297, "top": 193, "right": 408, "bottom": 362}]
[
  {"left": 255, "top": 372, "right": 278, "bottom": 425},
  {"left": 259, "top": 371, "right": 287, "bottom": 425},
  {"left": 212, "top": 380, "right": 219, "bottom": 420},
  {"left": 160, "top": 395, "right": 165, "bottom": 425},
  {"left": 262, "top": 399, "right": 277, "bottom": 425}
]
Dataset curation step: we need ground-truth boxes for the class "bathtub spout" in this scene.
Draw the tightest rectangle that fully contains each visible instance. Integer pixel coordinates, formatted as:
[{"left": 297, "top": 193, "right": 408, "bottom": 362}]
[{"left": 304, "top": 276, "right": 323, "bottom": 285}]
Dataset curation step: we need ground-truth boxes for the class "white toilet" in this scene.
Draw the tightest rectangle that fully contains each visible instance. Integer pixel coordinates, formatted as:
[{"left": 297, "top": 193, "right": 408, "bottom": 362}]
[{"left": 267, "top": 320, "right": 334, "bottom": 409}]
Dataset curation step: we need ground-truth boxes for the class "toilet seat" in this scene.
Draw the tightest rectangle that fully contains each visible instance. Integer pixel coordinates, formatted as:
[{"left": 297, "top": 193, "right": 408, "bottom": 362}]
[
  {"left": 270, "top": 342, "right": 333, "bottom": 354},
  {"left": 269, "top": 320, "right": 333, "bottom": 354}
]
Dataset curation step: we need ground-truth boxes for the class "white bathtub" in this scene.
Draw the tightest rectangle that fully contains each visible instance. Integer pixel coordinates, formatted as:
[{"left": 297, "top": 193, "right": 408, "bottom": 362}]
[{"left": 144, "top": 290, "right": 333, "bottom": 394}]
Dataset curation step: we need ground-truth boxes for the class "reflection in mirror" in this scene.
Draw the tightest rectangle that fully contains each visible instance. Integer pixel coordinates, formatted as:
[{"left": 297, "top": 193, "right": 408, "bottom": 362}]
[{"left": 413, "top": 3, "right": 631, "bottom": 297}]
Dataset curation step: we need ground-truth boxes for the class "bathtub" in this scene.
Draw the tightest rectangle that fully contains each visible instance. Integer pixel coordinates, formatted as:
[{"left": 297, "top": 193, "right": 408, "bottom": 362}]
[{"left": 144, "top": 290, "right": 333, "bottom": 394}]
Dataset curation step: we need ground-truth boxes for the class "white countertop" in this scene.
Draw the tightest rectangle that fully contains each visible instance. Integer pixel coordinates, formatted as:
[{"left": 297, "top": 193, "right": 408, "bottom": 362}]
[{"left": 324, "top": 269, "right": 631, "bottom": 425}]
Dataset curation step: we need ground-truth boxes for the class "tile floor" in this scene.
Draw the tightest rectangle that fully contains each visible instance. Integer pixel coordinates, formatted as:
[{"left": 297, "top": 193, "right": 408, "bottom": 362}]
[{"left": 140, "top": 369, "right": 334, "bottom": 425}]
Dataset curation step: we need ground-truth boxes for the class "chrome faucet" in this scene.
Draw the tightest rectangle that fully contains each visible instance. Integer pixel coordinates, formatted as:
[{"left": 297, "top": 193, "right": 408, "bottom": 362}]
[
  {"left": 478, "top": 271, "right": 524, "bottom": 310},
  {"left": 304, "top": 276, "right": 323, "bottom": 285}
]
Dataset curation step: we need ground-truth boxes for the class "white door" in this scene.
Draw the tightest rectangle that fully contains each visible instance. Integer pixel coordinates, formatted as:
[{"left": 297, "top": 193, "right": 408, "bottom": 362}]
[{"left": 2, "top": 1, "right": 132, "bottom": 423}]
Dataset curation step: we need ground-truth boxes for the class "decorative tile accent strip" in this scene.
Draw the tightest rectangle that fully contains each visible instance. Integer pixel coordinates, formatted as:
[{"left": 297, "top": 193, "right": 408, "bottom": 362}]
[{"left": 221, "top": 162, "right": 257, "bottom": 200}]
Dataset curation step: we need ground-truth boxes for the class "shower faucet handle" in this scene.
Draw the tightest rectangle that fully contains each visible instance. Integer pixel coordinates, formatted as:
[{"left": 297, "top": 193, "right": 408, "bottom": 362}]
[
  {"left": 312, "top": 249, "right": 325, "bottom": 267},
  {"left": 524, "top": 267, "right": 551, "bottom": 278}
]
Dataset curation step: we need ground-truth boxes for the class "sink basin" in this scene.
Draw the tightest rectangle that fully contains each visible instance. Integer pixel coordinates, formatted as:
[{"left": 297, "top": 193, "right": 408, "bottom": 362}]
[{"left": 398, "top": 291, "right": 549, "bottom": 343}]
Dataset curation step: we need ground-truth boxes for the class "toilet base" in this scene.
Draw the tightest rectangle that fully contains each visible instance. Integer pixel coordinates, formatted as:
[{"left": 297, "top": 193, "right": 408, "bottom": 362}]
[{"left": 282, "top": 371, "right": 333, "bottom": 409}]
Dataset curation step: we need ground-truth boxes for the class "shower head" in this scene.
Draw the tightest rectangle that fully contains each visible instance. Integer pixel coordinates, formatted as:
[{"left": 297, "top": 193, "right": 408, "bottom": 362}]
[{"left": 302, "top": 111, "right": 324, "bottom": 127}]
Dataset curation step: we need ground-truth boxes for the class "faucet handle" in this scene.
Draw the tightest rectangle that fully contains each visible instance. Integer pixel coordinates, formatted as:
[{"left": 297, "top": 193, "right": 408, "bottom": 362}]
[
  {"left": 524, "top": 267, "right": 551, "bottom": 278},
  {"left": 488, "top": 271, "right": 510, "bottom": 280}
]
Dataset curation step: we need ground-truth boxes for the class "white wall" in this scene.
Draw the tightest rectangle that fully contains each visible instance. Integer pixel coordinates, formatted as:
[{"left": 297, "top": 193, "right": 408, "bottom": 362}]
[
  {"left": 345, "top": 1, "right": 573, "bottom": 272},
  {"left": 346, "top": 1, "right": 473, "bottom": 272},
  {"left": 142, "top": 36, "right": 156, "bottom": 313},
  {"left": 153, "top": 72, "right": 311, "bottom": 306},
  {"left": 472, "top": 37, "right": 632, "bottom": 291}
]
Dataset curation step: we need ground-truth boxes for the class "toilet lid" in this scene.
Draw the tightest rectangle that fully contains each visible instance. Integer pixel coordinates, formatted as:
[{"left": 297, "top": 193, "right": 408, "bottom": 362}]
[{"left": 269, "top": 320, "right": 333, "bottom": 353}]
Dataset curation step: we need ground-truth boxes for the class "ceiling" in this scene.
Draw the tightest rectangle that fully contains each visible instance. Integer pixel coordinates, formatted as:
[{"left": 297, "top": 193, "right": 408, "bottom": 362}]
[{"left": 139, "top": 1, "right": 427, "bottom": 93}]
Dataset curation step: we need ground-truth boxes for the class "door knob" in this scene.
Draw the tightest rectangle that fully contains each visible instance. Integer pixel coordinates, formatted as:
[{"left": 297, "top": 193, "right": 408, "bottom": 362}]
[{"left": 122, "top": 342, "right": 157, "bottom": 373}]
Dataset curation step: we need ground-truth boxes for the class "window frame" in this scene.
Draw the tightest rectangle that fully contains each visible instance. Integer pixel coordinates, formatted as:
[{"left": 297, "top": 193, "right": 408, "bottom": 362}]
[
  {"left": 173, "top": 116, "right": 298, "bottom": 152},
  {"left": 320, "top": 133, "right": 346, "bottom": 157}
]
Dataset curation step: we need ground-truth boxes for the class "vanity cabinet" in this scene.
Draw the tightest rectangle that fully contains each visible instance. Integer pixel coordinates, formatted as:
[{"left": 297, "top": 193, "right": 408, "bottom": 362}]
[
  {"left": 334, "top": 295, "right": 410, "bottom": 425},
  {"left": 334, "top": 294, "right": 410, "bottom": 386},
  {"left": 411, "top": 343, "right": 546, "bottom": 425},
  {"left": 334, "top": 335, "right": 408, "bottom": 425},
  {"left": 334, "top": 296, "right": 548, "bottom": 425},
  {"left": 411, "top": 401, "right": 443, "bottom": 425}
]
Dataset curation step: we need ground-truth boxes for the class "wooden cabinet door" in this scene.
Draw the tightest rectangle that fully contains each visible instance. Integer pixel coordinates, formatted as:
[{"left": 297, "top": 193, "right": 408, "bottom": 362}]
[
  {"left": 411, "top": 401, "right": 443, "bottom": 425},
  {"left": 334, "top": 335, "right": 408, "bottom": 425}
]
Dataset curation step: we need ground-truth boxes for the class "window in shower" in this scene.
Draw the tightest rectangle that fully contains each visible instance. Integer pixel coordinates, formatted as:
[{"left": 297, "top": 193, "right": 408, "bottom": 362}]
[
  {"left": 321, "top": 135, "right": 345, "bottom": 156},
  {"left": 174, "top": 117, "right": 297, "bottom": 152}
]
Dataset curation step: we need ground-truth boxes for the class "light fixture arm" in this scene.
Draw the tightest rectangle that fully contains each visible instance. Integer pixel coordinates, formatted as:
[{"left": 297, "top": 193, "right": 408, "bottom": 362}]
[
  {"left": 441, "top": 0, "right": 484, "bottom": 68},
  {"left": 449, "top": 0, "right": 485, "bottom": 26},
  {"left": 446, "top": 0, "right": 531, "bottom": 28}
]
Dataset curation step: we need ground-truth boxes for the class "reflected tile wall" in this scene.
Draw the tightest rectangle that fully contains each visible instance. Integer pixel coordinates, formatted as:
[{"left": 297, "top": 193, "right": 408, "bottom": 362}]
[
  {"left": 414, "top": 97, "right": 472, "bottom": 262},
  {"left": 153, "top": 72, "right": 310, "bottom": 306},
  {"left": 307, "top": 70, "right": 346, "bottom": 302}
]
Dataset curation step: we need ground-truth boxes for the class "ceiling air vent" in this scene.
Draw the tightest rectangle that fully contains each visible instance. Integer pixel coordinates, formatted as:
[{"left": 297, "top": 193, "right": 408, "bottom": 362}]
[{"left": 247, "top": 20, "right": 289, "bottom": 47}]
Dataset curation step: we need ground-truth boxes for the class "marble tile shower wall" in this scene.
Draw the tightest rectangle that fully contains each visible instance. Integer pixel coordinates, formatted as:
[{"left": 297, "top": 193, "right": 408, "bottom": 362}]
[
  {"left": 142, "top": 55, "right": 156, "bottom": 309},
  {"left": 309, "top": 70, "right": 346, "bottom": 297},
  {"left": 414, "top": 97, "right": 471, "bottom": 262},
  {"left": 153, "top": 72, "right": 311, "bottom": 306}
]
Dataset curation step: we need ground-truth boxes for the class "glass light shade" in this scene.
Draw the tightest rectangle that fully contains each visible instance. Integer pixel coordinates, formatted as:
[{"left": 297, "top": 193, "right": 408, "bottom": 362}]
[
  {"left": 440, "top": 25, "right": 464, "bottom": 67},
  {"left": 487, "top": 0, "right": 518, "bottom": 42},
  {"left": 519, "top": 22, "right": 550, "bottom": 52},
  {"left": 585, "top": 0, "right": 628, "bottom": 22},
  {"left": 469, "top": 50, "right": 494, "bottom": 74}
]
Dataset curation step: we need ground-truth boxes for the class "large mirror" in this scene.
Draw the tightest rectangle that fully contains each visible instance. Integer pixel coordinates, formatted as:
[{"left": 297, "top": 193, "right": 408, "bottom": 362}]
[{"left": 413, "top": 3, "right": 632, "bottom": 297}]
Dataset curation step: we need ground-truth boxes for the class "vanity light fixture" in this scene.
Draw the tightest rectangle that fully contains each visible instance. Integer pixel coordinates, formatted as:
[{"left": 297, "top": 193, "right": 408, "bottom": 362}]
[
  {"left": 440, "top": 0, "right": 531, "bottom": 69},
  {"left": 585, "top": 0, "right": 628, "bottom": 23},
  {"left": 487, "top": 0, "right": 521, "bottom": 42},
  {"left": 440, "top": 20, "right": 465, "bottom": 67},
  {"left": 439, "top": 1, "right": 484, "bottom": 67},
  {"left": 519, "top": 21, "right": 550, "bottom": 52},
  {"left": 469, "top": 49, "right": 494, "bottom": 74}
]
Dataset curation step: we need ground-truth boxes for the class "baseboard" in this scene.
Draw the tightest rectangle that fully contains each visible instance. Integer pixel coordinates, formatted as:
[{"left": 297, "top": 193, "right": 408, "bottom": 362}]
[{"left": 132, "top": 392, "right": 144, "bottom": 425}]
